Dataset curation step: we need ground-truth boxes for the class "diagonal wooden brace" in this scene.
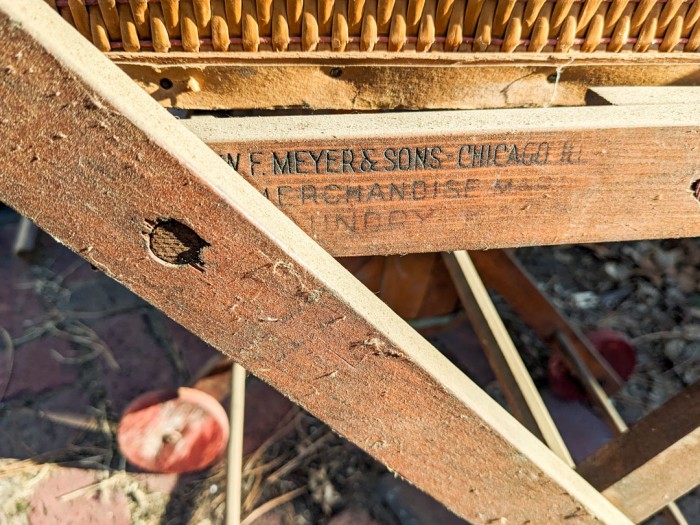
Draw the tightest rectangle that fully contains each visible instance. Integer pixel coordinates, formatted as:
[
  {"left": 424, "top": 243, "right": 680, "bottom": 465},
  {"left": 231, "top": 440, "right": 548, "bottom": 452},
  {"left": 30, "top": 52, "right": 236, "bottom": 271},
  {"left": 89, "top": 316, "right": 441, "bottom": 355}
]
[
  {"left": 0, "top": 2, "right": 640, "bottom": 524},
  {"left": 578, "top": 381, "right": 700, "bottom": 523},
  {"left": 468, "top": 249, "right": 625, "bottom": 393}
]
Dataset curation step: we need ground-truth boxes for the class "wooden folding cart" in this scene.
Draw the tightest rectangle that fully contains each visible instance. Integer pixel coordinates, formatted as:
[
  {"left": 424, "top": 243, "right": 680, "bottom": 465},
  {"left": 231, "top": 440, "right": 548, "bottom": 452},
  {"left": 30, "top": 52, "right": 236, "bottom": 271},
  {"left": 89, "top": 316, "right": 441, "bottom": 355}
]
[{"left": 0, "top": 1, "right": 698, "bottom": 523}]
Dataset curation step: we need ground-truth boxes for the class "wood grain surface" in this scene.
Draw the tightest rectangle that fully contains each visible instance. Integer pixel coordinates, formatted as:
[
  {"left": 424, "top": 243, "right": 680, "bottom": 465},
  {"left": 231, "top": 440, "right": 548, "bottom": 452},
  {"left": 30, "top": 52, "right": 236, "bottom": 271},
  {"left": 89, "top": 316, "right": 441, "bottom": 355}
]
[
  {"left": 0, "top": 2, "right": 633, "bottom": 524},
  {"left": 186, "top": 106, "right": 700, "bottom": 256},
  {"left": 110, "top": 51, "right": 700, "bottom": 110},
  {"left": 577, "top": 382, "right": 700, "bottom": 523}
]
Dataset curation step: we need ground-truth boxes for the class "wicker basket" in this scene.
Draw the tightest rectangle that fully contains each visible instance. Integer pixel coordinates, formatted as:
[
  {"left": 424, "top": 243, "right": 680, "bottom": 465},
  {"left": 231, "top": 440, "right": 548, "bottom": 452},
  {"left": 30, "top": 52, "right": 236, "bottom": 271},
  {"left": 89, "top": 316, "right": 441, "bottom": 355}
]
[{"left": 51, "top": 0, "right": 699, "bottom": 53}]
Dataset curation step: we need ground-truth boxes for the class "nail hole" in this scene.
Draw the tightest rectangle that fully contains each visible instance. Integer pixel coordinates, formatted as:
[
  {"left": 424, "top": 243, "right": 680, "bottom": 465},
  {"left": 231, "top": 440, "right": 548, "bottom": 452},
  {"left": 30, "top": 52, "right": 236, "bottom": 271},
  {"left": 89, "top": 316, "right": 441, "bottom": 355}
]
[
  {"left": 692, "top": 180, "right": 700, "bottom": 201},
  {"left": 149, "top": 219, "right": 209, "bottom": 267},
  {"left": 160, "top": 78, "right": 174, "bottom": 90},
  {"left": 546, "top": 73, "right": 558, "bottom": 84},
  {"left": 329, "top": 68, "right": 343, "bottom": 78}
]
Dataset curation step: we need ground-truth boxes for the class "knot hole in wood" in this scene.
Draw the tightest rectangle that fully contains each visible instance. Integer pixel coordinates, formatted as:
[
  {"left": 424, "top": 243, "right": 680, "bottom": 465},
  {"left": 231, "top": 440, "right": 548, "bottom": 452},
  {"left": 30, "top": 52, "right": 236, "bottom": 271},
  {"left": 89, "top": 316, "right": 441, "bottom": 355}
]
[{"left": 149, "top": 219, "right": 209, "bottom": 266}]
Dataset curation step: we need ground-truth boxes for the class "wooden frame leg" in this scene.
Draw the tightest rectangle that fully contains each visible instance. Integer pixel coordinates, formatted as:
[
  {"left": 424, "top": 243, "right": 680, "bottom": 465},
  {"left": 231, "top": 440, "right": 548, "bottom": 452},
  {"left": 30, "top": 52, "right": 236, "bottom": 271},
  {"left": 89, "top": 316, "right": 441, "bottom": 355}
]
[
  {"left": 575, "top": 359, "right": 700, "bottom": 524},
  {"left": 443, "top": 251, "right": 574, "bottom": 466}
]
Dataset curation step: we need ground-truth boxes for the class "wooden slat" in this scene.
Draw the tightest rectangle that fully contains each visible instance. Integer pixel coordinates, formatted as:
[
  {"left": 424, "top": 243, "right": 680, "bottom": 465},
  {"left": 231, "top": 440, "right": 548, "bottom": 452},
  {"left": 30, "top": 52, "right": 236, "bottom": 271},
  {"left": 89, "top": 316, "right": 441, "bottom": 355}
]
[
  {"left": 556, "top": 332, "right": 689, "bottom": 525},
  {"left": 554, "top": 332, "right": 628, "bottom": 432},
  {"left": 577, "top": 381, "right": 700, "bottom": 523},
  {"left": 0, "top": 2, "right": 632, "bottom": 524},
  {"left": 111, "top": 51, "right": 700, "bottom": 111},
  {"left": 186, "top": 105, "right": 700, "bottom": 257},
  {"left": 471, "top": 249, "right": 693, "bottom": 525},
  {"left": 661, "top": 505, "right": 691, "bottom": 525},
  {"left": 469, "top": 250, "right": 624, "bottom": 393},
  {"left": 589, "top": 85, "right": 700, "bottom": 106},
  {"left": 443, "top": 251, "right": 574, "bottom": 466}
]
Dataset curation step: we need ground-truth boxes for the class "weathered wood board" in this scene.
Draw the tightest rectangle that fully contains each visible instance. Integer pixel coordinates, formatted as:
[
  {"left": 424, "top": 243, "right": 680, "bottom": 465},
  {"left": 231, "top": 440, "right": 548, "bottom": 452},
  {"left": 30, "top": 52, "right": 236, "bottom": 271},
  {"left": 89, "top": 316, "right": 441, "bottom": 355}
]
[
  {"left": 0, "top": 2, "right": 633, "bottom": 524},
  {"left": 578, "top": 382, "right": 700, "bottom": 523},
  {"left": 590, "top": 86, "right": 700, "bottom": 106},
  {"left": 186, "top": 107, "right": 700, "bottom": 256},
  {"left": 112, "top": 52, "right": 700, "bottom": 111}
]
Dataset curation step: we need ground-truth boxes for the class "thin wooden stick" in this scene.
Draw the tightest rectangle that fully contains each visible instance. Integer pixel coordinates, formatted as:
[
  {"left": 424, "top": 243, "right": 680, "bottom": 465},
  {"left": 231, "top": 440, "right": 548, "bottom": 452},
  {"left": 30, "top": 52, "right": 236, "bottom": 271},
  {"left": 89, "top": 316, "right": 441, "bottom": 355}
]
[
  {"left": 444, "top": 251, "right": 574, "bottom": 466},
  {"left": 13, "top": 217, "right": 40, "bottom": 256},
  {"left": 661, "top": 505, "right": 690, "bottom": 525},
  {"left": 240, "top": 486, "right": 306, "bottom": 525},
  {"left": 0, "top": 327, "right": 14, "bottom": 402},
  {"left": 226, "top": 363, "right": 247, "bottom": 525},
  {"left": 555, "top": 332, "right": 627, "bottom": 433}
]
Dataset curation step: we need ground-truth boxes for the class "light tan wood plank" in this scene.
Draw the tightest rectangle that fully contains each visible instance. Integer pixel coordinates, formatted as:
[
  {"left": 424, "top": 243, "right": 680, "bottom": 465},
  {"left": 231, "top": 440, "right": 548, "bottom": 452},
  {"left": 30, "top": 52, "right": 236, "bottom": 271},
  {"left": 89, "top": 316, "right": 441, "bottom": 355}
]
[
  {"left": 443, "top": 251, "right": 574, "bottom": 466},
  {"left": 590, "top": 86, "right": 700, "bottom": 106}
]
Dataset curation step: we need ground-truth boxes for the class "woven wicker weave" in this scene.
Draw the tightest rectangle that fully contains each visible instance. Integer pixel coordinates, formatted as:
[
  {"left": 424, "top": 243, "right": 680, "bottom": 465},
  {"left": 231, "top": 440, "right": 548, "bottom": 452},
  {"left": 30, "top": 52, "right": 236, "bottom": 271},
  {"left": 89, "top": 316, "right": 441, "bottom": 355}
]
[{"left": 51, "top": 0, "right": 699, "bottom": 53}]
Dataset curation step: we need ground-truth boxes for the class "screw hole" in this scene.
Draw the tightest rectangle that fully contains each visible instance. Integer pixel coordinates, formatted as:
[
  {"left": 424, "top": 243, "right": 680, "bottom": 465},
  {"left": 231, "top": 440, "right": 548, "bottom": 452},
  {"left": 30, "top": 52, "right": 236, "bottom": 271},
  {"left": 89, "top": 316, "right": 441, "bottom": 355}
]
[
  {"left": 546, "top": 73, "right": 558, "bottom": 84},
  {"left": 329, "top": 68, "right": 343, "bottom": 78},
  {"left": 691, "top": 180, "right": 700, "bottom": 201},
  {"left": 160, "top": 78, "right": 174, "bottom": 90}
]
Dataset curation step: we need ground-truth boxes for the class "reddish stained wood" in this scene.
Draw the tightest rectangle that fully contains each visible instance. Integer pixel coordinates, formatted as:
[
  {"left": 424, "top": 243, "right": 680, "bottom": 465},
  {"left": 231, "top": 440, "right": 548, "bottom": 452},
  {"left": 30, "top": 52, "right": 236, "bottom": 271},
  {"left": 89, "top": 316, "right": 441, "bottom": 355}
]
[
  {"left": 414, "top": 254, "right": 460, "bottom": 318},
  {"left": 378, "top": 254, "right": 437, "bottom": 319},
  {"left": 338, "top": 254, "right": 459, "bottom": 319},
  {"left": 577, "top": 381, "right": 700, "bottom": 523},
  {"left": 186, "top": 106, "right": 700, "bottom": 257},
  {"left": 0, "top": 2, "right": 631, "bottom": 524}
]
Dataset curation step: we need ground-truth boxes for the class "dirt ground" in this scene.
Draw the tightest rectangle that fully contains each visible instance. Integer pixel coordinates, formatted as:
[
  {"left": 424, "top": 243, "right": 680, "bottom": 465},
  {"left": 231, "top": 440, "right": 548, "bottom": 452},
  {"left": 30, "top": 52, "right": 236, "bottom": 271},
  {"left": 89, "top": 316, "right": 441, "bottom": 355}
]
[{"left": 0, "top": 205, "right": 698, "bottom": 525}]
